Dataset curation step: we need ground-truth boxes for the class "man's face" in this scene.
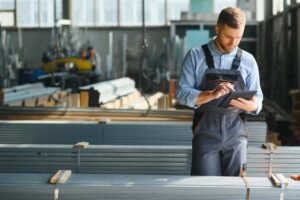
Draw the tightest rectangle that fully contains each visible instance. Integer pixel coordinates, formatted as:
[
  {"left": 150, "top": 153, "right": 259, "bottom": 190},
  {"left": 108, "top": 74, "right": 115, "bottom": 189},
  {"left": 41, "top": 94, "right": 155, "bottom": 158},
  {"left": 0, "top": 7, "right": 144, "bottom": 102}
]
[{"left": 215, "top": 24, "right": 245, "bottom": 53}]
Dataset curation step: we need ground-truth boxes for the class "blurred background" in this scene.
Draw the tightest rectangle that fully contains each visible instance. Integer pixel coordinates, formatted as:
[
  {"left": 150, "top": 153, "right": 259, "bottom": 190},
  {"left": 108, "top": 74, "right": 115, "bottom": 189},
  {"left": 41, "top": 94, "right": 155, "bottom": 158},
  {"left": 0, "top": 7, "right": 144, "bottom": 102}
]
[
  {"left": 0, "top": 0, "right": 300, "bottom": 145},
  {"left": 1, "top": 1, "right": 300, "bottom": 198}
]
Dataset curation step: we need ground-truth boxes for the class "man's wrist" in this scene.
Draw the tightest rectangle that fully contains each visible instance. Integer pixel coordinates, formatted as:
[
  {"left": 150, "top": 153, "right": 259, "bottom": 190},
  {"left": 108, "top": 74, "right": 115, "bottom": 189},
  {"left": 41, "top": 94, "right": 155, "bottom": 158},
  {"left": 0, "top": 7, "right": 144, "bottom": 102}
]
[{"left": 196, "top": 90, "right": 216, "bottom": 105}]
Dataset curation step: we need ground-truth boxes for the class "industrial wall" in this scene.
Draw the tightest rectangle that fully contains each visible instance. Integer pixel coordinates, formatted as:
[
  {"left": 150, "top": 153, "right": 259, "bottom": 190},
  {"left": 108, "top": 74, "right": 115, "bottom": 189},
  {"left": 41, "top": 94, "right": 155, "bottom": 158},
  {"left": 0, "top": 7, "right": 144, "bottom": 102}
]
[
  {"left": 257, "top": 4, "right": 300, "bottom": 109},
  {"left": 6, "top": 27, "right": 170, "bottom": 73}
]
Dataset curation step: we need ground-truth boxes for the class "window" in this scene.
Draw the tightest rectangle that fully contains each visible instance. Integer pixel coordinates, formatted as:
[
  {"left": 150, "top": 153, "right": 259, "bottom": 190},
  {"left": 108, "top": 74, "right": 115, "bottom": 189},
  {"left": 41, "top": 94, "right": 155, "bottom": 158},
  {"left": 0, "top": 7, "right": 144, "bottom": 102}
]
[
  {"left": 72, "top": 0, "right": 95, "bottom": 26},
  {"left": 272, "top": 0, "right": 284, "bottom": 15},
  {"left": 213, "top": 0, "right": 237, "bottom": 14},
  {"left": 256, "top": 0, "right": 265, "bottom": 21},
  {"left": 72, "top": 0, "right": 190, "bottom": 27},
  {"left": 120, "top": 0, "right": 142, "bottom": 26},
  {"left": 145, "top": 0, "right": 165, "bottom": 26},
  {"left": 73, "top": 0, "right": 119, "bottom": 27},
  {"left": 0, "top": 12, "right": 14, "bottom": 26},
  {"left": 95, "top": 0, "right": 118, "bottom": 26},
  {"left": 17, "top": 0, "right": 39, "bottom": 27},
  {"left": 40, "top": 0, "right": 54, "bottom": 27},
  {"left": 17, "top": 0, "right": 62, "bottom": 27},
  {"left": 167, "top": 0, "right": 189, "bottom": 22},
  {"left": 55, "top": 0, "right": 62, "bottom": 22},
  {"left": 0, "top": 0, "right": 15, "bottom": 9},
  {"left": 15, "top": 0, "right": 191, "bottom": 28},
  {"left": 0, "top": 0, "right": 15, "bottom": 27}
]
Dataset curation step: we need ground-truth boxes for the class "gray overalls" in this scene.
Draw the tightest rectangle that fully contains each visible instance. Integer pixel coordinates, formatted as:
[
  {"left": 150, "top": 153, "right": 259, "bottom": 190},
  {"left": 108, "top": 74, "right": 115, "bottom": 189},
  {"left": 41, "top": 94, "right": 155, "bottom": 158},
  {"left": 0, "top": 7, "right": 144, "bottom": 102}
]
[{"left": 191, "top": 44, "right": 248, "bottom": 176}]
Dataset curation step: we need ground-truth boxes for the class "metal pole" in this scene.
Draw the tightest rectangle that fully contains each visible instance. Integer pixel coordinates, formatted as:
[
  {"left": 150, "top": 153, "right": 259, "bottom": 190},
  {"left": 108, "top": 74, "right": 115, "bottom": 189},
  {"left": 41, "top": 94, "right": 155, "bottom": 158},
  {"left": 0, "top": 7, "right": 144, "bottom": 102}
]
[{"left": 139, "top": 0, "right": 148, "bottom": 91}]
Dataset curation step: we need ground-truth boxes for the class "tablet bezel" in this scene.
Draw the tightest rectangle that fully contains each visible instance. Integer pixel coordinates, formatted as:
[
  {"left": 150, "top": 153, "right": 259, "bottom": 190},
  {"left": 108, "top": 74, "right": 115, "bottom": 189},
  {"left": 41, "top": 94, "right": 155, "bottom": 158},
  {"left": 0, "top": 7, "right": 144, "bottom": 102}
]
[{"left": 218, "top": 91, "right": 257, "bottom": 108}]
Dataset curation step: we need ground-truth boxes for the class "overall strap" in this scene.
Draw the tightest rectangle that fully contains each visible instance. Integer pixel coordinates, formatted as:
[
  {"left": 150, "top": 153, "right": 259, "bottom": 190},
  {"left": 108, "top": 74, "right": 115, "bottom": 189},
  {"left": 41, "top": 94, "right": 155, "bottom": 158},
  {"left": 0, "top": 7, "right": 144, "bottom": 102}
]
[
  {"left": 202, "top": 44, "right": 215, "bottom": 68},
  {"left": 231, "top": 48, "right": 242, "bottom": 70}
]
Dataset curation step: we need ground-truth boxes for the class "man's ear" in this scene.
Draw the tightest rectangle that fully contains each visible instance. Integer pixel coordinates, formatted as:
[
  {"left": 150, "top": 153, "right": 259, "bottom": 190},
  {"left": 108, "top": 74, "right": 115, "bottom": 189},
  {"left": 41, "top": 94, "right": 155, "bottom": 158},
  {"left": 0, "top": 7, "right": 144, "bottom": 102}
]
[{"left": 215, "top": 25, "right": 220, "bottom": 35}]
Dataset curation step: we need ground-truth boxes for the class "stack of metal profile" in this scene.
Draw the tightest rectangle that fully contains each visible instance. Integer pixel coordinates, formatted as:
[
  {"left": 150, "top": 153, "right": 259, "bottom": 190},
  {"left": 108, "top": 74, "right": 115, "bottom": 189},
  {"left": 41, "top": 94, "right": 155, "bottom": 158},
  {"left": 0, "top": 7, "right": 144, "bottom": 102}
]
[
  {"left": 80, "top": 77, "right": 136, "bottom": 104},
  {"left": 104, "top": 121, "right": 266, "bottom": 146},
  {"left": 102, "top": 121, "right": 193, "bottom": 145},
  {"left": 3, "top": 83, "right": 45, "bottom": 93},
  {"left": 1, "top": 143, "right": 300, "bottom": 177},
  {"left": 0, "top": 106, "right": 267, "bottom": 122},
  {"left": 0, "top": 144, "right": 191, "bottom": 175},
  {"left": 0, "top": 106, "right": 195, "bottom": 121},
  {"left": 247, "top": 146, "right": 300, "bottom": 177},
  {"left": 0, "top": 120, "right": 104, "bottom": 145},
  {"left": 3, "top": 83, "right": 60, "bottom": 105},
  {"left": 0, "top": 173, "right": 300, "bottom": 200},
  {"left": 246, "top": 122, "right": 268, "bottom": 146},
  {"left": 244, "top": 177, "right": 278, "bottom": 199},
  {"left": 0, "top": 120, "right": 266, "bottom": 146}
]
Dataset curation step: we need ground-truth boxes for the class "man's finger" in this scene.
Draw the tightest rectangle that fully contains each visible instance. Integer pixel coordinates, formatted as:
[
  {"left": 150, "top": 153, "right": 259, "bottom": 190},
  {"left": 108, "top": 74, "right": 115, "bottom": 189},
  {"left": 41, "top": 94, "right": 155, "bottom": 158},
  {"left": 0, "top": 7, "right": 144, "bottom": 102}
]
[
  {"left": 230, "top": 99, "right": 244, "bottom": 107},
  {"left": 220, "top": 82, "right": 235, "bottom": 91},
  {"left": 236, "top": 97, "right": 248, "bottom": 103}
]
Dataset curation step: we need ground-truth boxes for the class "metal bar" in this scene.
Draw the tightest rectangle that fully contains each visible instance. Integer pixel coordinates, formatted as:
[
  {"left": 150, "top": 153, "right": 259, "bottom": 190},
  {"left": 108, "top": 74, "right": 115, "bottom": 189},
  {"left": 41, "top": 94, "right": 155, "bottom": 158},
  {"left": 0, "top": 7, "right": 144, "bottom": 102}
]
[{"left": 1, "top": 173, "right": 300, "bottom": 200}]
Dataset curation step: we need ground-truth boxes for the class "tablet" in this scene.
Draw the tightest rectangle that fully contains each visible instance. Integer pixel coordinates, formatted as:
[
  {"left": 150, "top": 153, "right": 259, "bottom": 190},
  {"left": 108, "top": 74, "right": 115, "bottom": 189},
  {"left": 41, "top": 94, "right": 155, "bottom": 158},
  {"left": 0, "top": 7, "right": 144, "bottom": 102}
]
[{"left": 218, "top": 91, "right": 257, "bottom": 108}]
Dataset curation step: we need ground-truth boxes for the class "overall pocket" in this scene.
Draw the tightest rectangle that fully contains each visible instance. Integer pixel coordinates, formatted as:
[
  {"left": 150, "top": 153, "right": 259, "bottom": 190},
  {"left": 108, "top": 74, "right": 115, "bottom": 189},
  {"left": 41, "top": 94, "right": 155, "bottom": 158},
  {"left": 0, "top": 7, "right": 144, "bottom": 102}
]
[
  {"left": 192, "top": 112, "right": 206, "bottom": 135},
  {"left": 238, "top": 114, "right": 249, "bottom": 138}
]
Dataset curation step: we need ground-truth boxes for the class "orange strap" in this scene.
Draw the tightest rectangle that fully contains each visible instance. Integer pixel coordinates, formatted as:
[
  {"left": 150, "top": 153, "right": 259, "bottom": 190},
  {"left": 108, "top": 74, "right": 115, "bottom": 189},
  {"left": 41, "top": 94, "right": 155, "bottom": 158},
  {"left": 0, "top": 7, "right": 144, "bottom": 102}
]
[{"left": 291, "top": 175, "right": 300, "bottom": 181}]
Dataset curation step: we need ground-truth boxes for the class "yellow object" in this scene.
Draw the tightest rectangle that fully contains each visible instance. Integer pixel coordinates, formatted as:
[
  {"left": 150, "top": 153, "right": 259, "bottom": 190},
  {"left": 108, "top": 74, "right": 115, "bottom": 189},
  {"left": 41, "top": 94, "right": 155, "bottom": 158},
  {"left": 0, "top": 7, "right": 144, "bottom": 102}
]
[{"left": 43, "top": 58, "right": 92, "bottom": 73}]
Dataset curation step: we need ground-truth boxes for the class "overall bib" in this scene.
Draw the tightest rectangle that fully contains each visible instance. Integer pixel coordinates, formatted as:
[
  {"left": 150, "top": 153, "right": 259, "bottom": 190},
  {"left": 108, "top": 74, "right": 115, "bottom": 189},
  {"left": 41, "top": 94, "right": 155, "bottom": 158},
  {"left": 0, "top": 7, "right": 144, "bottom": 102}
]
[{"left": 191, "top": 44, "right": 248, "bottom": 176}]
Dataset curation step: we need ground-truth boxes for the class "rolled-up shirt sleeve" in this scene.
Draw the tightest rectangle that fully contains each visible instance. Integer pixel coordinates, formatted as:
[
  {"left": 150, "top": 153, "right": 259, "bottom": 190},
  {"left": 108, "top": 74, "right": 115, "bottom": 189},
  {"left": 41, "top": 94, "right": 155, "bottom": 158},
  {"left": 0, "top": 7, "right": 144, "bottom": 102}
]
[
  {"left": 246, "top": 56, "right": 264, "bottom": 114},
  {"left": 176, "top": 50, "right": 201, "bottom": 109},
  {"left": 176, "top": 43, "right": 264, "bottom": 114}
]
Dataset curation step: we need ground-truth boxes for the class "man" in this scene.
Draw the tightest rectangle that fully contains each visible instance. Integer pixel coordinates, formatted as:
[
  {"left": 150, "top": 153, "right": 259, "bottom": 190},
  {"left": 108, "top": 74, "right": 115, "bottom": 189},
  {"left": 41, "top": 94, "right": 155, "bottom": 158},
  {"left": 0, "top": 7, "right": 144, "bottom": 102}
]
[
  {"left": 86, "top": 46, "right": 102, "bottom": 83},
  {"left": 176, "top": 7, "right": 263, "bottom": 176}
]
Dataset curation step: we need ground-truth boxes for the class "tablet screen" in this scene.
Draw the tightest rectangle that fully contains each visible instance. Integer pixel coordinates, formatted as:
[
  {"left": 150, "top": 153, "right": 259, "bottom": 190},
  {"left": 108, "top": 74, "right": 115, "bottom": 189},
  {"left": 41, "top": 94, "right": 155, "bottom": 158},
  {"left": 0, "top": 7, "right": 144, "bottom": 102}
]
[{"left": 218, "top": 91, "right": 257, "bottom": 108}]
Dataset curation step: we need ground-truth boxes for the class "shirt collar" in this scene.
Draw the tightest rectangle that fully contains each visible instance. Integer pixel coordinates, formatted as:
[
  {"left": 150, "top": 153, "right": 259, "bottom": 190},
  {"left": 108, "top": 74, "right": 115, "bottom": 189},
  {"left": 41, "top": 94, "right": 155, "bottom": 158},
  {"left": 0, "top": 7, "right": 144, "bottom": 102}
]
[{"left": 207, "top": 37, "right": 238, "bottom": 56}]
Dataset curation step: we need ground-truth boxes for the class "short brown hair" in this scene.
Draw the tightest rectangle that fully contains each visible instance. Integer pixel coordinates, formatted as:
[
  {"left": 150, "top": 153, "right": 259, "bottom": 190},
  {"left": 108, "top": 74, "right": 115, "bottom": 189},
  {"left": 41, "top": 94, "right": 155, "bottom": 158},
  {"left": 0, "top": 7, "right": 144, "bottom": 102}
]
[{"left": 217, "top": 7, "right": 246, "bottom": 28}]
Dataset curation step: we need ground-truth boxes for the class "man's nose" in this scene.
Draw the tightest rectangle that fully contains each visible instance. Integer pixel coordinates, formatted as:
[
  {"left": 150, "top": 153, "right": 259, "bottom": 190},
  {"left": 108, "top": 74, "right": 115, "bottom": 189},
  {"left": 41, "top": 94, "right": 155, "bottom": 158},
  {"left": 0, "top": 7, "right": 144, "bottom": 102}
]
[{"left": 229, "top": 38, "right": 238, "bottom": 46}]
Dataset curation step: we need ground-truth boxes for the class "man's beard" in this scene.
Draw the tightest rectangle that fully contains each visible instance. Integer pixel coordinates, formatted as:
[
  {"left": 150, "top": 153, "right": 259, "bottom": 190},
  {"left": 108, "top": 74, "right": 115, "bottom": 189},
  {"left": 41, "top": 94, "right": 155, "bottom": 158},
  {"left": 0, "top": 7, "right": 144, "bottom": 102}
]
[{"left": 218, "top": 40, "right": 233, "bottom": 53}]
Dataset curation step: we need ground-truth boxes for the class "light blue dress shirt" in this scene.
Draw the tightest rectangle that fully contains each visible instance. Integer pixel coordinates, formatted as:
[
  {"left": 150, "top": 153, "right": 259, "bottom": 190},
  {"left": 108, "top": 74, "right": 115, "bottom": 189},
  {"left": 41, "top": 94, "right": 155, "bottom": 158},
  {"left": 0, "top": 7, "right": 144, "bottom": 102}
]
[{"left": 176, "top": 39, "right": 263, "bottom": 114}]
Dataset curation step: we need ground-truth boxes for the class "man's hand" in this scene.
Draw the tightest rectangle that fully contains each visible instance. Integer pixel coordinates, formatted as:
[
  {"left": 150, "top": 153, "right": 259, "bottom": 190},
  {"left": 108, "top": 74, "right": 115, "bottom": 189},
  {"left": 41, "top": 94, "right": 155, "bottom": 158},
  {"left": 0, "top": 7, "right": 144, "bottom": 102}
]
[
  {"left": 212, "top": 82, "right": 235, "bottom": 99},
  {"left": 195, "top": 82, "right": 234, "bottom": 106},
  {"left": 230, "top": 96, "right": 258, "bottom": 112}
]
